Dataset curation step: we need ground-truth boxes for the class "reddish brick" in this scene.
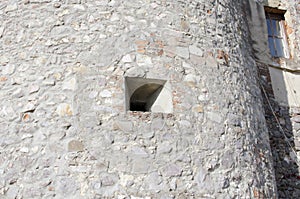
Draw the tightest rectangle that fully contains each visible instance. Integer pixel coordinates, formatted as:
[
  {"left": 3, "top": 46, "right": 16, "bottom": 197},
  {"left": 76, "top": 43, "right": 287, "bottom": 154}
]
[
  {"left": 135, "top": 40, "right": 149, "bottom": 46},
  {"left": 137, "top": 48, "right": 146, "bottom": 54},
  {"left": 157, "top": 49, "right": 163, "bottom": 56},
  {"left": 0, "top": 76, "right": 7, "bottom": 82}
]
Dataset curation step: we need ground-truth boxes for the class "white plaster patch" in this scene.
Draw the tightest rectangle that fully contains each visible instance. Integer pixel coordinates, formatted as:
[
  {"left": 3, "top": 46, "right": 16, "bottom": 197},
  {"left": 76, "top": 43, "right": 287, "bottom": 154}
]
[{"left": 100, "top": 90, "right": 112, "bottom": 98}]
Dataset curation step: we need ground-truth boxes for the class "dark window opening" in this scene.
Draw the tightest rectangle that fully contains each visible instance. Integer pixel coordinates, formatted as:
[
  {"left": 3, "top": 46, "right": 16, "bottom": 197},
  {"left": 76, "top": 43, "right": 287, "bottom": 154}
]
[
  {"left": 265, "top": 7, "right": 289, "bottom": 58},
  {"left": 130, "top": 101, "right": 147, "bottom": 112},
  {"left": 129, "top": 83, "right": 163, "bottom": 112},
  {"left": 125, "top": 77, "right": 173, "bottom": 113}
]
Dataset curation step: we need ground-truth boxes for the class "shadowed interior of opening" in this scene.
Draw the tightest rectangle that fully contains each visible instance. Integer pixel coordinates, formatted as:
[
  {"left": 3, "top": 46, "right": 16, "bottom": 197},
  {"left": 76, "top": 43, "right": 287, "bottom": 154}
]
[{"left": 130, "top": 83, "right": 164, "bottom": 112}]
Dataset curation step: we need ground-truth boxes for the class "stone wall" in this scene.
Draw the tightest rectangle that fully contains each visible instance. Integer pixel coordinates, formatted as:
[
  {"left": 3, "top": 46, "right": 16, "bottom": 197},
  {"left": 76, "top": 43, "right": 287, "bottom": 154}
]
[
  {"left": 0, "top": 0, "right": 277, "bottom": 198},
  {"left": 257, "top": 61, "right": 300, "bottom": 198}
]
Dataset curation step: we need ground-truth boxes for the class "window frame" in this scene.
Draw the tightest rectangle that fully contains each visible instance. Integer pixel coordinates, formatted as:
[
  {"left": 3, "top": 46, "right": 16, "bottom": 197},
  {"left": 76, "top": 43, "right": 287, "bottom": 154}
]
[{"left": 265, "top": 8, "right": 290, "bottom": 59}]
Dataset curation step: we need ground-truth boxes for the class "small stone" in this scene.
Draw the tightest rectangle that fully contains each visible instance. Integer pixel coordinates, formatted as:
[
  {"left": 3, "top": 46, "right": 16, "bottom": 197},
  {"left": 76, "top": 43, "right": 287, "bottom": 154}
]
[
  {"left": 89, "top": 91, "right": 98, "bottom": 99},
  {"left": 100, "top": 173, "right": 119, "bottom": 186},
  {"left": 182, "top": 62, "right": 192, "bottom": 69},
  {"left": 101, "top": 176, "right": 115, "bottom": 186},
  {"left": 20, "top": 147, "right": 29, "bottom": 153},
  {"left": 108, "top": 0, "right": 116, "bottom": 6},
  {"left": 178, "top": 120, "right": 191, "bottom": 128},
  {"left": 31, "top": 146, "right": 39, "bottom": 153},
  {"left": 29, "top": 85, "right": 40, "bottom": 94},
  {"left": 294, "top": 122, "right": 300, "bottom": 131},
  {"left": 176, "top": 47, "right": 189, "bottom": 59},
  {"left": 50, "top": 26, "right": 74, "bottom": 37},
  {"left": 119, "top": 174, "right": 134, "bottom": 187},
  {"left": 227, "top": 113, "right": 241, "bottom": 127},
  {"left": 82, "top": 35, "right": 91, "bottom": 43},
  {"left": 162, "top": 164, "right": 182, "bottom": 177},
  {"left": 73, "top": 5, "right": 85, "bottom": 11},
  {"left": 2, "top": 65, "right": 15, "bottom": 75},
  {"left": 222, "top": 178, "right": 230, "bottom": 189},
  {"left": 0, "top": 76, "right": 8, "bottom": 82},
  {"left": 183, "top": 74, "right": 197, "bottom": 83},
  {"left": 131, "top": 197, "right": 145, "bottom": 199},
  {"left": 22, "top": 102, "right": 36, "bottom": 113},
  {"left": 125, "top": 16, "right": 135, "bottom": 22},
  {"left": 34, "top": 56, "right": 47, "bottom": 66},
  {"left": 142, "top": 131, "right": 154, "bottom": 139},
  {"left": 6, "top": 185, "right": 19, "bottom": 199},
  {"left": 12, "top": 88, "right": 24, "bottom": 98},
  {"left": 110, "top": 13, "right": 120, "bottom": 21},
  {"left": 169, "top": 178, "right": 177, "bottom": 190},
  {"left": 205, "top": 55, "right": 218, "bottom": 68},
  {"left": 11, "top": 77, "right": 23, "bottom": 85},
  {"left": 164, "top": 46, "right": 176, "bottom": 57},
  {"left": 63, "top": 78, "right": 76, "bottom": 90},
  {"left": 54, "top": 3, "right": 61, "bottom": 8},
  {"left": 192, "top": 104, "right": 204, "bottom": 113},
  {"left": 143, "top": 172, "right": 162, "bottom": 191},
  {"left": 157, "top": 143, "right": 172, "bottom": 154},
  {"left": 0, "top": 27, "right": 4, "bottom": 38},
  {"left": 1, "top": 105, "right": 17, "bottom": 121},
  {"left": 190, "top": 54, "right": 206, "bottom": 65},
  {"left": 207, "top": 111, "right": 222, "bottom": 123},
  {"left": 131, "top": 158, "right": 151, "bottom": 174},
  {"left": 151, "top": 118, "right": 164, "bottom": 131},
  {"left": 56, "top": 103, "right": 73, "bottom": 116},
  {"left": 73, "top": 65, "right": 87, "bottom": 74},
  {"left": 100, "top": 90, "right": 112, "bottom": 98},
  {"left": 99, "top": 34, "right": 107, "bottom": 39},
  {"left": 42, "top": 79, "right": 55, "bottom": 86},
  {"left": 22, "top": 113, "right": 32, "bottom": 122},
  {"left": 136, "top": 54, "right": 152, "bottom": 66},
  {"left": 21, "top": 133, "right": 33, "bottom": 140},
  {"left": 279, "top": 117, "right": 285, "bottom": 125},
  {"left": 93, "top": 182, "right": 101, "bottom": 190},
  {"left": 198, "top": 94, "right": 208, "bottom": 102},
  {"left": 114, "top": 120, "right": 133, "bottom": 132},
  {"left": 53, "top": 72, "right": 62, "bottom": 80},
  {"left": 126, "top": 67, "right": 145, "bottom": 77},
  {"left": 68, "top": 140, "right": 84, "bottom": 152},
  {"left": 189, "top": 45, "right": 204, "bottom": 57},
  {"left": 55, "top": 177, "right": 77, "bottom": 195},
  {"left": 196, "top": 167, "right": 208, "bottom": 184},
  {"left": 221, "top": 150, "right": 234, "bottom": 168},
  {"left": 121, "top": 54, "right": 133, "bottom": 63},
  {"left": 130, "top": 146, "right": 149, "bottom": 158},
  {"left": 135, "top": 40, "right": 149, "bottom": 46},
  {"left": 5, "top": 3, "right": 18, "bottom": 12},
  {"left": 292, "top": 115, "right": 300, "bottom": 123}
]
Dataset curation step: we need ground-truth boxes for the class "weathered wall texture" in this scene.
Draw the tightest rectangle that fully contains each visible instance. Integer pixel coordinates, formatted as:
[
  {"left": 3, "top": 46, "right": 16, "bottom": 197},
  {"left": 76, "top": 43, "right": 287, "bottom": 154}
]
[
  {"left": 247, "top": 0, "right": 300, "bottom": 198},
  {"left": 269, "top": 67, "right": 300, "bottom": 107},
  {"left": 1, "top": 0, "right": 277, "bottom": 198}
]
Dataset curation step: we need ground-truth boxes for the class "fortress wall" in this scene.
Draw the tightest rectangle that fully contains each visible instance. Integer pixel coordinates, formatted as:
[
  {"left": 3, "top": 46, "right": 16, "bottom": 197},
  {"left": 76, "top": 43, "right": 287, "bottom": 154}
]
[{"left": 0, "top": 0, "right": 277, "bottom": 198}]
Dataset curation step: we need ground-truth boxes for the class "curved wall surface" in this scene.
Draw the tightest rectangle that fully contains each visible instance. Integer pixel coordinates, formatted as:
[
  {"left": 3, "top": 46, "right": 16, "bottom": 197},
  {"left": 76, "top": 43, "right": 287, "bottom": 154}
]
[{"left": 0, "top": 0, "right": 277, "bottom": 198}]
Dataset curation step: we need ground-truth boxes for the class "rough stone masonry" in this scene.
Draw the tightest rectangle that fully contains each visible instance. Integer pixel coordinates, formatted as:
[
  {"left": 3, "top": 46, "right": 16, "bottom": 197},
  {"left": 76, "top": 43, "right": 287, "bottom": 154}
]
[{"left": 0, "top": 0, "right": 278, "bottom": 198}]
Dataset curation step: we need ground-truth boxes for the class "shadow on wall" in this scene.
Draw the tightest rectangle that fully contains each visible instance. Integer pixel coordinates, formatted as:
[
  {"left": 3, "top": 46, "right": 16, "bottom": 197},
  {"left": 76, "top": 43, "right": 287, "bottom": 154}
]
[
  {"left": 259, "top": 65, "right": 300, "bottom": 198},
  {"left": 244, "top": 0, "right": 300, "bottom": 197}
]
